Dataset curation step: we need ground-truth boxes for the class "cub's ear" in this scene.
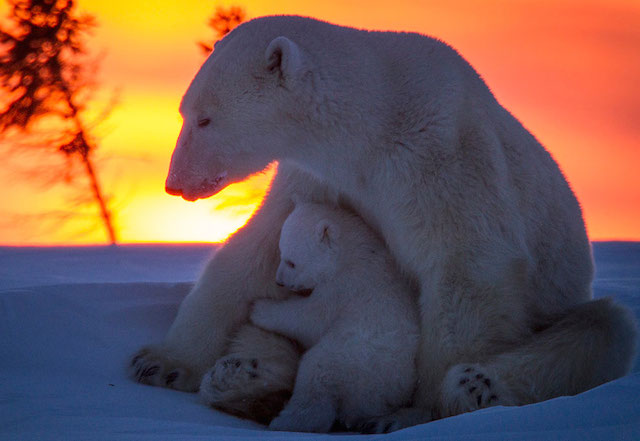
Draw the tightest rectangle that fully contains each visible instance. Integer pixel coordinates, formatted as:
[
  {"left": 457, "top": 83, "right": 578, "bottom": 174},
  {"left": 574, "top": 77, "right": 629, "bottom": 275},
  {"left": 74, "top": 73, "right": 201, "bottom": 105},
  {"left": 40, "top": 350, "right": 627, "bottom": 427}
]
[
  {"left": 265, "top": 36, "right": 310, "bottom": 84},
  {"left": 315, "top": 219, "right": 340, "bottom": 248}
]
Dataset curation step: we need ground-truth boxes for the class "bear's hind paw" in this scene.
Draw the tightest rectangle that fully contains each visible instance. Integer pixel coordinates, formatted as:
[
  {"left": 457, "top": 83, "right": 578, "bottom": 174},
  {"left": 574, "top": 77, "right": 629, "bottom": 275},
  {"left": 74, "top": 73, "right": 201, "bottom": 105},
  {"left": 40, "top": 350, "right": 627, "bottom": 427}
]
[
  {"left": 441, "top": 364, "right": 514, "bottom": 416},
  {"left": 199, "top": 356, "right": 262, "bottom": 404}
]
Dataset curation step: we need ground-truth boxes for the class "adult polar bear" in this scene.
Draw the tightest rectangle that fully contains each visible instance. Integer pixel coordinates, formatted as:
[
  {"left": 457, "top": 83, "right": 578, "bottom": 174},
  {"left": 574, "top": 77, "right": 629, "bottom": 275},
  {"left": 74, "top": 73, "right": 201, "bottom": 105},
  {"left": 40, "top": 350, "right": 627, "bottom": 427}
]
[{"left": 132, "top": 16, "right": 636, "bottom": 430}]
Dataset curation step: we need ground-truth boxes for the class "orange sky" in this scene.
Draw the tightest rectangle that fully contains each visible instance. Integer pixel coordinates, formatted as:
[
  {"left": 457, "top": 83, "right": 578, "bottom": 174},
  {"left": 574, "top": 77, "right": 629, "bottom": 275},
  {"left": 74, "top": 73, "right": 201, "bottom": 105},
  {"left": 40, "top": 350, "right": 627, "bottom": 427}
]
[{"left": 0, "top": 0, "right": 638, "bottom": 244}]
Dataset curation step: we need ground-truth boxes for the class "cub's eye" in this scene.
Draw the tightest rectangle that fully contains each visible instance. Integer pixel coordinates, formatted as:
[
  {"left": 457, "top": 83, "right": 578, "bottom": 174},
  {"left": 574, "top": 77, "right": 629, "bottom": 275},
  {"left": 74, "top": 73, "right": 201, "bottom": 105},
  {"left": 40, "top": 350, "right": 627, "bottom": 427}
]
[
  {"left": 197, "top": 118, "right": 211, "bottom": 127},
  {"left": 285, "top": 260, "right": 295, "bottom": 269}
]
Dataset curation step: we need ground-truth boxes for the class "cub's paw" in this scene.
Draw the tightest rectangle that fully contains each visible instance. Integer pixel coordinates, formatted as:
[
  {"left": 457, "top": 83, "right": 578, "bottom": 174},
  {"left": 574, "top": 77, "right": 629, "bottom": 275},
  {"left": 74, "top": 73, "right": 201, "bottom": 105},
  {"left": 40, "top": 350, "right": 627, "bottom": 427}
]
[
  {"left": 129, "top": 346, "right": 201, "bottom": 392},
  {"left": 356, "top": 407, "right": 435, "bottom": 434},
  {"left": 441, "top": 364, "right": 513, "bottom": 416},
  {"left": 249, "top": 299, "right": 277, "bottom": 330},
  {"left": 358, "top": 417, "right": 402, "bottom": 434},
  {"left": 269, "top": 398, "right": 336, "bottom": 433},
  {"left": 199, "top": 356, "right": 262, "bottom": 404}
]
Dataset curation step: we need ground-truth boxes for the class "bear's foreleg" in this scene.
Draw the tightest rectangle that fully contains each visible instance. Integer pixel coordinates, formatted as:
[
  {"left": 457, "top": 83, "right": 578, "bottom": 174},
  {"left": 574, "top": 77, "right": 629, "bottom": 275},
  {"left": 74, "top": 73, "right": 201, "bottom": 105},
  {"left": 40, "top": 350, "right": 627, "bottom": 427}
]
[{"left": 129, "top": 166, "right": 299, "bottom": 392}]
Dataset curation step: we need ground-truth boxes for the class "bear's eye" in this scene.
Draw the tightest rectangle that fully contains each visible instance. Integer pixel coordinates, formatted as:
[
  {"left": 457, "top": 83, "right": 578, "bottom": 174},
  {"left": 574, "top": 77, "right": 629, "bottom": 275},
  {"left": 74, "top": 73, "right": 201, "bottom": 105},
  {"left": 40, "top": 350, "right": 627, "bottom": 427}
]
[
  {"left": 285, "top": 260, "right": 295, "bottom": 269},
  {"left": 198, "top": 118, "right": 211, "bottom": 128}
]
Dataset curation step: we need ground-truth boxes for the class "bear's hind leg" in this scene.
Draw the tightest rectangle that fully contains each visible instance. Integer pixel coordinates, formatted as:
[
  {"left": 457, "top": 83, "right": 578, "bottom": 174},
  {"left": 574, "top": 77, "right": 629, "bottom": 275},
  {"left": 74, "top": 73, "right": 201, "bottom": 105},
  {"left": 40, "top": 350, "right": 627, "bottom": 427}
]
[
  {"left": 440, "top": 298, "right": 637, "bottom": 415},
  {"left": 491, "top": 298, "right": 636, "bottom": 405}
]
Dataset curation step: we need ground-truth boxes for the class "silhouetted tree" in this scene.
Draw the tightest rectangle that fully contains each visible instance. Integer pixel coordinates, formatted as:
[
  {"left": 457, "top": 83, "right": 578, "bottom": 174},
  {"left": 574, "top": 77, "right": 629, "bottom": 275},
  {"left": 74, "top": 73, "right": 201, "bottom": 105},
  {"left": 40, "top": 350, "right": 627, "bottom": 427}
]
[
  {"left": 198, "top": 6, "right": 246, "bottom": 55},
  {"left": 0, "top": 0, "right": 117, "bottom": 244}
]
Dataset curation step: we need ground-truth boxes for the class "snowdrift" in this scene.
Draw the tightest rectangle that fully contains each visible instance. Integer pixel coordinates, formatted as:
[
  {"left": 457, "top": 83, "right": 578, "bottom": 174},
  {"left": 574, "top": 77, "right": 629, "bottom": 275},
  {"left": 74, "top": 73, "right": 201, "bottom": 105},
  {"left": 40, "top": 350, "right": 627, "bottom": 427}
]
[{"left": 1, "top": 243, "right": 638, "bottom": 441}]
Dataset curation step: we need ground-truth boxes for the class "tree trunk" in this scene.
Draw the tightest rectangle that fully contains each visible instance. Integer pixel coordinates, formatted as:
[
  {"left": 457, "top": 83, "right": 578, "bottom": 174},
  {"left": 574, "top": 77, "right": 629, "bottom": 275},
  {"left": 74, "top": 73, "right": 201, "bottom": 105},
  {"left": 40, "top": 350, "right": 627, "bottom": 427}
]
[{"left": 82, "top": 151, "right": 117, "bottom": 245}]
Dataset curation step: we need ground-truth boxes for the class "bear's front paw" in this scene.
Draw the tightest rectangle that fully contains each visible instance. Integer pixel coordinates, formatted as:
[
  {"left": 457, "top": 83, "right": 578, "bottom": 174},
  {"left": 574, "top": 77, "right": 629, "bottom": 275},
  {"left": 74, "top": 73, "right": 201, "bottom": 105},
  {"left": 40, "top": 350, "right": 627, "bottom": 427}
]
[
  {"left": 441, "top": 364, "right": 514, "bottom": 416},
  {"left": 129, "top": 345, "right": 202, "bottom": 392}
]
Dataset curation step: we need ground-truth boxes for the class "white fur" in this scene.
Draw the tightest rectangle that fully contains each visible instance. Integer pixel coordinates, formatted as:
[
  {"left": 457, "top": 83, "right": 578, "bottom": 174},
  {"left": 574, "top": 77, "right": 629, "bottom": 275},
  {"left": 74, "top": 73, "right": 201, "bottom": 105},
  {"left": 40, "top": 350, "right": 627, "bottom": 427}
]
[
  {"left": 250, "top": 202, "right": 418, "bottom": 432},
  {"left": 132, "top": 15, "right": 637, "bottom": 431}
]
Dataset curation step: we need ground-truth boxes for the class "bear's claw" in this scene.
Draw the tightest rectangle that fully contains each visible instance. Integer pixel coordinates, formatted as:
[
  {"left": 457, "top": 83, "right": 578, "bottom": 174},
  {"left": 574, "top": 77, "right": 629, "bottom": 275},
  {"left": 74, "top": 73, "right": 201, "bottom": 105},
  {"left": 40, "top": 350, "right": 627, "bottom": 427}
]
[{"left": 128, "top": 346, "right": 201, "bottom": 392}]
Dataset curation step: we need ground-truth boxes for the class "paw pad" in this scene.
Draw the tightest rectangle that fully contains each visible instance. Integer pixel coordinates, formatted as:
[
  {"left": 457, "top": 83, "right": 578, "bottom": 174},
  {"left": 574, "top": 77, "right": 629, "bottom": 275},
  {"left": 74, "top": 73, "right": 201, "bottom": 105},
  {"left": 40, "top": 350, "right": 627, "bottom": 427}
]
[
  {"left": 443, "top": 364, "right": 509, "bottom": 415},
  {"left": 199, "top": 356, "right": 263, "bottom": 404}
]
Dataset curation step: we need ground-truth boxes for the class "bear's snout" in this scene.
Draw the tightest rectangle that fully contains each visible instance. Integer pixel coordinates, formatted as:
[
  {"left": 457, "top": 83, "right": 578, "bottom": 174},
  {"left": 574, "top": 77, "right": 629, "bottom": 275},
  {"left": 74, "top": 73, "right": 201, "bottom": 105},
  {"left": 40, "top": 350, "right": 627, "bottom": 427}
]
[{"left": 165, "top": 184, "right": 183, "bottom": 196}]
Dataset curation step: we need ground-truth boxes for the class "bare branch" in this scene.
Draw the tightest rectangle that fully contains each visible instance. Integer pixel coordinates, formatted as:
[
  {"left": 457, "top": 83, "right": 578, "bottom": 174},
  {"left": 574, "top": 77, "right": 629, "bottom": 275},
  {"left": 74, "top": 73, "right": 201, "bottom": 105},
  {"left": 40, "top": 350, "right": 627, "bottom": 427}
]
[
  {"left": 0, "top": 0, "right": 118, "bottom": 244},
  {"left": 199, "top": 6, "right": 246, "bottom": 55}
]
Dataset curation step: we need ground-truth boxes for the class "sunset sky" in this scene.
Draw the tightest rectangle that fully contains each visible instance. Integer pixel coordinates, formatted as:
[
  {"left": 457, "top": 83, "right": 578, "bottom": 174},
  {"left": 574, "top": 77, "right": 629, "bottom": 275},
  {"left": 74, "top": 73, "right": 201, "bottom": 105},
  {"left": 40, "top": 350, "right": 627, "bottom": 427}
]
[{"left": 0, "top": 0, "right": 638, "bottom": 245}]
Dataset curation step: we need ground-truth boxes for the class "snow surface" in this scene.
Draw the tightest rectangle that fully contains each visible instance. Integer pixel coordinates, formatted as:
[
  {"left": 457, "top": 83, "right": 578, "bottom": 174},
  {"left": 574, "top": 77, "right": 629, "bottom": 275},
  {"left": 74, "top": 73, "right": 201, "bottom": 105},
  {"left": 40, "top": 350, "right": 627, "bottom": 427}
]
[{"left": 1, "top": 243, "right": 638, "bottom": 441}]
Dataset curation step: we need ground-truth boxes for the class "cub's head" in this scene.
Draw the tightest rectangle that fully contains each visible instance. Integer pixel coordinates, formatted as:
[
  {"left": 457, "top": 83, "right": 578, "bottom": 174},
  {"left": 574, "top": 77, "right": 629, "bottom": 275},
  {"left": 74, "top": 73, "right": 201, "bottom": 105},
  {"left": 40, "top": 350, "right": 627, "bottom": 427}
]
[
  {"left": 276, "top": 203, "right": 341, "bottom": 292},
  {"left": 165, "top": 16, "right": 318, "bottom": 201}
]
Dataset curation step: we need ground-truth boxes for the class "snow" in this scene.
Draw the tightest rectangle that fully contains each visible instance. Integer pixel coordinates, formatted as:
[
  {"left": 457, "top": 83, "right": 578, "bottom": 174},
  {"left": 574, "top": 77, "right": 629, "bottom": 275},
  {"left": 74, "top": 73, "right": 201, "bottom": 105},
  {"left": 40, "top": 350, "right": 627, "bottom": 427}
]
[{"left": 1, "top": 242, "right": 638, "bottom": 441}]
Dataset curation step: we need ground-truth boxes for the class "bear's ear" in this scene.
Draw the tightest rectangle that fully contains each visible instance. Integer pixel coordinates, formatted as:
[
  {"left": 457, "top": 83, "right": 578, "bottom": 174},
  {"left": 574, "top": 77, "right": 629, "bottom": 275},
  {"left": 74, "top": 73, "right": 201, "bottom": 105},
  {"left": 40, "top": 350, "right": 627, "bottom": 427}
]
[
  {"left": 265, "top": 36, "right": 309, "bottom": 85},
  {"left": 315, "top": 219, "right": 340, "bottom": 248}
]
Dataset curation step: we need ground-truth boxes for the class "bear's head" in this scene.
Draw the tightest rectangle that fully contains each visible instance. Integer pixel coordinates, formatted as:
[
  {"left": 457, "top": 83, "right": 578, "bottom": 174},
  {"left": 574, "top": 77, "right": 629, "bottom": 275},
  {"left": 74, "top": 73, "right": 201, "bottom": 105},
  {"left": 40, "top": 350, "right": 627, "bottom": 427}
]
[
  {"left": 276, "top": 203, "right": 341, "bottom": 292},
  {"left": 165, "top": 17, "right": 319, "bottom": 201}
]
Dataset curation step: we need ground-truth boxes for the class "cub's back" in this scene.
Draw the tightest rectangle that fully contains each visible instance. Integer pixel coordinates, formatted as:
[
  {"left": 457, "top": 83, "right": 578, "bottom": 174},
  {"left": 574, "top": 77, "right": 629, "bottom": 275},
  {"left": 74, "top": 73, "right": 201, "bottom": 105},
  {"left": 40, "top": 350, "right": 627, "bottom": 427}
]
[{"left": 315, "top": 205, "right": 419, "bottom": 333}]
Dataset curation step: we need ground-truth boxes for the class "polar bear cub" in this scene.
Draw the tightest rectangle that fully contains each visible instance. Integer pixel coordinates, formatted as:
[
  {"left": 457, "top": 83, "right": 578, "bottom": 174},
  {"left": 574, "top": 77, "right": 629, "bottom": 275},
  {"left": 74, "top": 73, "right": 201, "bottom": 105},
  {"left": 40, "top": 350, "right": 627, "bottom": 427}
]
[{"left": 250, "top": 202, "right": 419, "bottom": 432}]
